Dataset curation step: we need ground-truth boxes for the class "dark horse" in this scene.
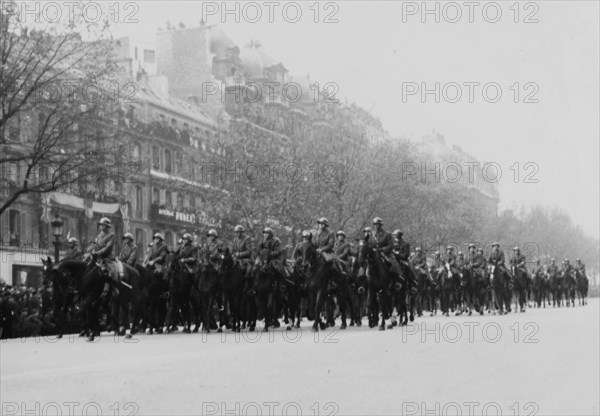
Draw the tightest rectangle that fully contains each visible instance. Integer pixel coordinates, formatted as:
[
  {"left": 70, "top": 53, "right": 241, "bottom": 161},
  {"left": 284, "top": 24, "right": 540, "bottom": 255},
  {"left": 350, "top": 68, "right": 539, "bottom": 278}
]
[
  {"left": 165, "top": 254, "right": 200, "bottom": 333},
  {"left": 511, "top": 266, "right": 528, "bottom": 312},
  {"left": 197, "top": 250, "right": 221, "bottom": 333},
  {"left": 296, "top": 240, "right": 332, "bottom": 332},
  {"left": 219, "top": 248, "right": 246, "bottom": 332},
  {"left": 489, "top": 265, "right": 512, "bottom": 315},
  {"left": 250, "top": 249, "right": 280, "bottom": 332},
  {"left": 575, "top": 269, "right": 589, "bottom": 306},
  {"left": 42, "top": 258, "right": 106, "bottom": 341},
  {"left": 356, "top": 237, "right": 391, "bottom": 330}
]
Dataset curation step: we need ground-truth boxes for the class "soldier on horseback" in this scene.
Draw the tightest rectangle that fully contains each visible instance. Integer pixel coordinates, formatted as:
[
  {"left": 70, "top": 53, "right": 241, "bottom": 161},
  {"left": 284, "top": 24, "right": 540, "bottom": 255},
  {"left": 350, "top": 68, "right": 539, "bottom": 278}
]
[
  {"left": 488, "top": 242, "right": 509, "bottom": 280},
  {"left": 575, "top": 258, "right": 586, "bottom": 277},
  {"left": 561, "top": 258, "right": 573, "bottom": 276},
  {"left": 443, "top": 246, "right": 461, "bottom": 278},
  {"left": 89, "top": 217, "right": 119, "bottom": 296},
  {"left": 203, "top": 229, "right": 224, "bottom": 265},
  {"left": 411, "top": 247, "right": 426, "bottom": 270},
  {"left": 257, "top": 227, "right": 287, "bottom": 277},
  {"left": 176, "top": 233, "right": 198, "bottom": 274},
  {"left": 510, "top": 247, "right": 528, "bottom": 276},
  {"left": 63, "top": 237, "right": 83, "bottom": 261},
  {"left": 145, "top": 233, "right": 169, "bottom": 278},
  {"left": 232, "top": 225, "right": 253, "bottom": 278},
  {"left": 371, "top": 218, "right": 400, "bottom": 281},
  {"left": 333, "top": 230, "right": 351, "bottom": 276},
  {"left": 392, "top": 230, "right": 412, "bottom": 282},
  {"left": 119, "top": 233, "right": 138, "bottom": 267}
]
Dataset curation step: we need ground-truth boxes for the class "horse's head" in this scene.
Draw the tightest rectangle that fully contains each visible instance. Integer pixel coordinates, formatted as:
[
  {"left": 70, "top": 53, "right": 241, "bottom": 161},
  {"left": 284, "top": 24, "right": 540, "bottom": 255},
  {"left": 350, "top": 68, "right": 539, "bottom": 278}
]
[
  {"left": 220, "top": 247, "right": 236, "bottom": 273},
  {"left": 257, "top": 249, "right": 270, "bottom": 268},
  {"left": 357, "top": 238, "right": 375, "bottom": 266}
]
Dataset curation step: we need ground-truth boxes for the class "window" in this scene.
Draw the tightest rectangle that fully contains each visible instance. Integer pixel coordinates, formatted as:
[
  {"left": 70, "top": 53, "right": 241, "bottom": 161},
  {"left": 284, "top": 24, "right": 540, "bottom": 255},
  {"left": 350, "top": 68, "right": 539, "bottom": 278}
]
[
  {"left": 132, "top": 143, "right": 141, "bottom": 160},
  {"left": 143, "top": 49, "right": 155, "bottom": 64},
  {"left": 175, "top": 152, "right": 182, "bottom": 174},
  {"left": 176, "top": 193, "right": 184, "bottom": 209},
  {"left": 164, "top": 149, "right": 172, "bottom": 173},
  {"left": 152, "top": 187, "right": 159, "bottom": 204},
  {"left": 9, "top": 209, "right": 20, "bottom": 245},
  {"left": 135, "top": 186, "right": 143, "bottom": 212},
  {"left": 152, "top": 146, "right": 160, "bottom": 170},
  {"left": 165, "top": 190, "right": 172, "bottom": 208}
]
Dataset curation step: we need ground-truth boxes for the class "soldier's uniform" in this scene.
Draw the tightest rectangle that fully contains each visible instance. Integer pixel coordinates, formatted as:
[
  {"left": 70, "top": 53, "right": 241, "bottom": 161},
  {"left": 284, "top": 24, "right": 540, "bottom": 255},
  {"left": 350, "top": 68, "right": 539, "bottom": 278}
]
[
  {"left": 333, "top": 237, "right": 351, "bottom": 275},
  {"left": 575, "top": 260, "right": 586, "bottom": 277},
  {"left": 547, "top": 261, "right": 560, "bottom": 277},
  {"left": 509, "top": 251, "right": 528, "bottom": 275},
  {"left": 372, "top": 225, "right": 399, "bottom": 275},
  {"left": 443, "top": 249, "right": 460, "bottom": 276},
  {"left": 561, "top": 260, "right": 573, "bottom": 276},
  {"left": 411, "top": 249, "right": 427, "bottom": 271},
  {"left": 314, "top": 228, "right": 335, "bottom": 255},
  {"left": 203, "top": 238, "right": 223, "bottom": 263},
  {"left": 488, "top": 246, "right": 510, "bottom": 283},
  {"left": 91, "top": 218, "right": 117, "bottom": 283},
  {"left": 146, "top": 237, "right": 169, "bottom": 275},
  {"left": 63, "top": 241, "right": 83, "bottom": 262},
  {"left": 175, "top": 236, "right": 197, "bottom": 274},
  {"left": 232, "top": 232, "right": 253, "bottom": 277},
  {"left": 258, "top": 231, "right": 286, "bottom": 277},
  {"left": 119, "top": 240, "right": 138, "bottom": 267}
]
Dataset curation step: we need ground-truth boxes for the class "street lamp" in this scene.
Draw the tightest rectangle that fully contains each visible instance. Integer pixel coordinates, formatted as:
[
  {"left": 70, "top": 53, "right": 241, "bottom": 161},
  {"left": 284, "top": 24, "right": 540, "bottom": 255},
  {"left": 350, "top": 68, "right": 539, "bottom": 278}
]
[{"left": 50, "top": 214, "right": 64, "bottom": 262}]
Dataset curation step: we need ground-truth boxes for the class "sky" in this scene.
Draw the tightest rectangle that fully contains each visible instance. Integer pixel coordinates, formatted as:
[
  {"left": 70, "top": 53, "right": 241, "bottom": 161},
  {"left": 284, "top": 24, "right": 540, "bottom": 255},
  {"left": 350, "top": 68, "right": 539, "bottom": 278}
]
[{"left": 108, "top": 0, "right": 599, "bottom": 239}]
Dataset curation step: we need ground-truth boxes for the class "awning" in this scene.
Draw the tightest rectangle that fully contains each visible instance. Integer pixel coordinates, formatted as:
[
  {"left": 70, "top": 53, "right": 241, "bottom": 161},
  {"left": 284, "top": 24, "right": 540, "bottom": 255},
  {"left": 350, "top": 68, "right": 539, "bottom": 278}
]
[{"left": 49, "top": 192, "right": 120, "bottom": 215}]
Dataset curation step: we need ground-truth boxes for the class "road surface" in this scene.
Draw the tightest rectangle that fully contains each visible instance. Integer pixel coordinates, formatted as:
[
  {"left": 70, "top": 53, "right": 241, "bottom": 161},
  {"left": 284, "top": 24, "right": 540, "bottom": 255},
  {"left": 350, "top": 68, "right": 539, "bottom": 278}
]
[{"left": 2, "top": 299, "right": 599, "bottom": 415}]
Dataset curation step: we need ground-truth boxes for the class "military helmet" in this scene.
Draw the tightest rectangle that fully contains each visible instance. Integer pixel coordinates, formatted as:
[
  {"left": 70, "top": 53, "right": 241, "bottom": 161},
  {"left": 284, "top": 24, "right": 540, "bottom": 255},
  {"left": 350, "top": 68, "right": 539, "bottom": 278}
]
[
  {"left": 468, "top": 243, "right": 476, "bottom": 249},
  {"left": 153, "top": 232, "right": 164, "bottom": 241},
  {"left": 564, "top": 258, "right": 569, "bottom": 262},
  {"left": 68, "top": 237, "right": 78, "bottom": 244},
  {"left": 317, "top": 217, "right": 329, "bottom": 226},
  {"left": 336, "top": 230, "right": 346, "bottom": 237},
  {"left": 363, "top": 227, "right": 372, "bottom": 233},
  {"left": 234, "top": 225, "right": 245, "bottom": 233},
  {"left": 372, "top": 217, "right": 383, "bottom": 225},
  {"left": 207, "top": 229, "right": 218, "bottom": 237},
  {"left": 97, "top": 217, "right": 112, "bottom": 227},
  {"left": 122, "top": 232, "right": 134, "bottom": 241},
  {"left": 458, "top": 251, "right": 464, "bottom": 256},
  {"left": 492, "top": 242, "right": 499, "bottom": 247},
  {"left": 392, "top": 229, "right": 402, "bottom": 237},
  {"left": 446, "top": 245, "right": 454, "bottom": 250},
  {"left": 513, "top": 246, "right": 520, "bottom": 251},
  {"left": 182, "top": 233, "right": 192, "bottom": 241},
  {"left": 434, "top": 251, "right": 440, "bottom": 256},
  {"left": 550, "top": 258, "right": 555, "bottom": 262},
  {"left": 576, "top": 258, "right": 581, "bottom": 262},
  {"left": 263, "top": 227, "right": 273, "bottom": 235},
  {"left": 415, "top": 247, "right": 421, "bottom": 252},
  {"left": 476, "top": 247, "right": 484, "bottom": 253},
  {"left": 301, "top": 230, "right": 311, "bottom": 238}
]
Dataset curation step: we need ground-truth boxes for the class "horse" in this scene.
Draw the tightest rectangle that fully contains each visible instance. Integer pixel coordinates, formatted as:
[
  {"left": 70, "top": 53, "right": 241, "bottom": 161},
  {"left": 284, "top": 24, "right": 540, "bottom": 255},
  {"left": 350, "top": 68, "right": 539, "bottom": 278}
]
[
  {"left": 249, "top": 249, "right": 281, "bottom": 332},
  {"left": 219, "top": 248, "right": 246, "bottom": 332},
  {"left": 489, "top": 265, "right": 512, "bottom": 315},
  {"left": 42, "top": 257, "right": 78, "bottom": 338},
  {"left": 548, "top": 268, "right": 562, "bottom": 307},
  {"left": 391, "top": 261, "right": 415, "bottom": 327},
  {"left": 561, "top": 269, "right": 576, "bottom": 307},
  {"left": 575, "top": 269, "right": 589, "bottom": 306},
  {"left": 436, "top": 263, "right": 458, "bottom": 317},
  {"left": 511, "top": 266, "right": 528, "bottom": 312},
  {"left": 356, "top": 237, "right": 392, "bottom": 330},
  {"left": 138, "top": 263, "right": 169, "bottom": 334},
  {"left": 295, "top": 240, "right": 330, "bottom": 331},
  {"left": 107, "top": 261, "right": 144, "bottom": 337},
  {"left": 347, "top": 255, "right": 366, "bottom": 326},
  {"left": 532, "top": 269, "right": 546, "bottom": 308},
  {"left": 197, "top": 250, "right": 221, "bottom": 333},
  {"left": 165, "top": 254, "right": 200, "bottom": 333},
  {"left": 42, "top": 258, "right": 106, "bottom": 341}
]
